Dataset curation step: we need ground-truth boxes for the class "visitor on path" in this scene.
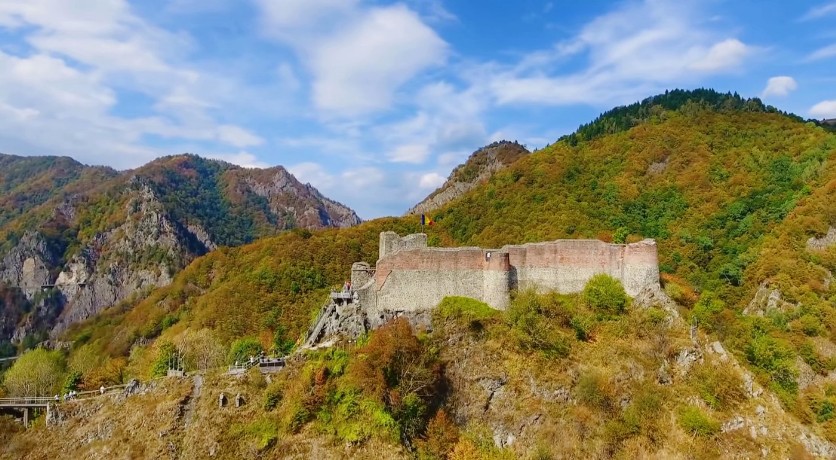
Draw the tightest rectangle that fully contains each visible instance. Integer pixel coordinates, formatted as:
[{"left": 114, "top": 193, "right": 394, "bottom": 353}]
[{"left": 100, "top": 386, "right": 105, "bottom": 395}]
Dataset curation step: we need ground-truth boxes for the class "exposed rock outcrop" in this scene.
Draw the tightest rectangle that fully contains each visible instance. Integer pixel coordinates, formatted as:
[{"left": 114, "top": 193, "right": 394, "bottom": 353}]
[
  {"left": 0, "top": 232, "right": 58, "bottom": 294},
  {"left": 743, "top": 283, "right": 798, "bottom": 316},
  {"left": 807, "top": 227, "right": 836, "bottom": 251},
  {"left": 408, "top": 141, "right": 529, "bottom": 215},
  {"left": 0, "top": 153, "right": 363, "bottom": 342},
  {"left": 239, "top": 166, "right": 361, "bottom": 229}
]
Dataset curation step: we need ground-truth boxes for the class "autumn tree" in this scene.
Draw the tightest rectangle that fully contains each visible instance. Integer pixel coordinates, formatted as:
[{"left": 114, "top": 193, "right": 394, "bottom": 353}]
[
  {"left": 176, "top": 329, "right": 226, "bottom": 372},
  {"left": 2, "top": 348, "right": 65, "bottom": 396}
]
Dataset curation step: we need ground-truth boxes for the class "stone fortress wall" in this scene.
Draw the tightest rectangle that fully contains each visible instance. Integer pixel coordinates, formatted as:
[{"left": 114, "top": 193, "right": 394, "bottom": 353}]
[
  {"left": 305, "top": 231, "right": 663, "bottom": 346},
  {"left": 352, "top": 231, "right": 661, "bottom": 319}
]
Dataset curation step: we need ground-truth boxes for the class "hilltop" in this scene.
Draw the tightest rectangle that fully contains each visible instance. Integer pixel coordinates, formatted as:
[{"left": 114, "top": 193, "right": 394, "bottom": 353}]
[
  {"left": 2, "top": 89, "right": 835, "bottom": 458},
  {"left": 0, "top": 153, "right": 360, "bottom": 346},
  {"left": 407, "top": 141, "right": 529, "bottom": 216}
]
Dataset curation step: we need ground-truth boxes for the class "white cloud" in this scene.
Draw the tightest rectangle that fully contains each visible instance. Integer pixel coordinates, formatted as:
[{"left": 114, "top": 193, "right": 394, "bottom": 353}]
[
  {"left": 388, "top": 144, "right": 431, "bottom": 163},
  {"left": 689, "top": 39, "right": 750, "bottom": 72},
  {"left": 438, "top": 151, "right": 469, "bottom": 167},
  {"left": 216, "top": 125, "right": 264, "bottom": 148},
  {"left": 761, "top": 76, "right": 798, "bottom": 98},
  {"left": 207, "top": 151, "right": 269, "bottom": 168},
  {"left": 810, "top": 100, "right": 836, "bottom": 119},
  {"left": 257, "top": 1, "right": 448, "bottom": 116},
  {"left": 806, "top": 43, "right": 836, "bottom": 61},
  {"left": 342, "top": 167, "right": 386, "bottom": 189},
  {"left": 288, "top": 161, "right": 384, "bottom": 217},
  {"left": 800, "top": 2, "right": 836, "bottom": 21},
  {"left": 484, "top": 0, "right": 754, "bottom": 107},
  {"left": 419, "top": 172, "right": 445, "bottom": 189},
  {"left": 288, "top": 162, "right": 334, "bottom": 186},
  {"left": 0, "top": 0, "right": 271, "bottom": 169}
]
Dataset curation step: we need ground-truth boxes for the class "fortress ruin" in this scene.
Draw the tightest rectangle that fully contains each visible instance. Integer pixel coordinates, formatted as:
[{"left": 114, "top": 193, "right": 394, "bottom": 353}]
[{"left": 304, "top": 232, "right": 663, "bottom": 346}]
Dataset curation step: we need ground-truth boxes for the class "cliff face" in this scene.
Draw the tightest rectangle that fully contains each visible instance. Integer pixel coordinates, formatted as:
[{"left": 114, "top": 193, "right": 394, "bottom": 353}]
[
  {"left": 0, "top": 153, "right": 362, "bottom": 343},
  {"left": 233, "top": 166, "right": 361, "bottom": 229},
  {"left": 407, "top": 141, "right": 529, "bottom": 215}
]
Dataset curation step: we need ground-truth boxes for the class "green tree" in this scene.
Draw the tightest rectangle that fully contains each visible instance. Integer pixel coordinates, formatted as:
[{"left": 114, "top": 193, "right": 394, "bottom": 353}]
[
  {"left": 229, "top": 337, "right": 263, "bottom": 365},
  {"left": 582, "top": 274, "right": 629, "bottom": 314},
  {"left": 2, "top": 348, "right": 65, "bottom": 396},
  {"left": 273, "top": 326, "right": 295, "bottom": 356}
]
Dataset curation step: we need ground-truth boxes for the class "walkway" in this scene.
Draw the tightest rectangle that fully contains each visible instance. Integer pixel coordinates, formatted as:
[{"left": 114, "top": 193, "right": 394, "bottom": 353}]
[{"left": 0, "top": 384, "right": 128, "bottom": 427}]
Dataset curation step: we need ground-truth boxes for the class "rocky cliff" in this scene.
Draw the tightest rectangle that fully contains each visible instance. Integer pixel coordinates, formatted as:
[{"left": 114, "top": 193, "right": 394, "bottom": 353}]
[
  {"left": 0, "top": 153, "right": 362, "bottom": 344},
  {"left": 407, "top": 141, "right": 529, "bottom": 215}
]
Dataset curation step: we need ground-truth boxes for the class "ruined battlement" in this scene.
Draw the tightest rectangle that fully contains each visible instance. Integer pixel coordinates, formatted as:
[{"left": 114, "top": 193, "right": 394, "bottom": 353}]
[
  {"left": 305, "top": 232, "right": 663, "bottom": 346},
  {"left": 362, "top": 232, "right": 660, "bottom": 315}
]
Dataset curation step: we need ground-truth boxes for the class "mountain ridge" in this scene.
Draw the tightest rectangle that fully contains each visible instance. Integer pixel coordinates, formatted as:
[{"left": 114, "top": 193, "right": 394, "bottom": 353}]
[
  {"left": 407, "top": 140, "right": 530, "bottom": 216},
  {"left": 0, "top": 152, "right": 361, "bottom": 345}
]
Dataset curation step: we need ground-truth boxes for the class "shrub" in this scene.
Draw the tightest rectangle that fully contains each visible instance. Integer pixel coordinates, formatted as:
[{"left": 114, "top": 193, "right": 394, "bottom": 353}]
[
  {"left": 813, "top": 398, "right": 835, "bottom": 423},
  {"left": 793, "top": 314, "right": 824, "bottom": 337},
  {"left": 575, "top": 371, "right": 614, "bottom": 412},
  {"left": 416, "top": 410, "right": 460, "bottom": 460},
  {"left": 228, "top": 337, "right": 263, "bottom": 365},
  {"left": 344, "top": 318, "right": 442, "bottom": 441},
  {"left": 62, "top": 371, "right": 82, "bottom": 394},
  {"left": 688, "top": 363, "right": 746, "bottom": 410},
  {"left": 507, "top": 291, "right": 573, "bottom": 357},
  {"left": 582, "top": 274, "right": 628, "bottom": 314},
  {"left": 621, "top": 388, "right": 664, "bottom": 441},
  {"left": 677, "top": 406, "right": 720, "bottom": 437},
  {"left": 570, "top": 313, "right": 596, "bottom": 341},
  {"left": 273, "top": 326, "right": 295, "bottom": 356},
  {"left": 263, "top": 383, "right": 283, "bottom": 411},
  {"left": 150, "top": 342, "right": 177, "bottom": 377},
  {"left": 744, "top": 334, "right": 798, "bottom": 394},
  {"left": 435, "top": 296, "right": 498, "bottom": 334},
  {"left": 691, "top": 292, "right": 725, "bottom": 332},
  {"left": 233, "top": 417, "right": 278, "bottom": 451},
  {"left": 614, "top": 227, "right": 629, "bottom": 244}
]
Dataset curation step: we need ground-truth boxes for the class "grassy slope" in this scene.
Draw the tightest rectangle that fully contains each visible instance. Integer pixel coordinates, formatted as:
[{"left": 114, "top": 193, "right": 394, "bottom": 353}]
[{"left": 3, "top": 295, "right": 831, "bottom": 459}]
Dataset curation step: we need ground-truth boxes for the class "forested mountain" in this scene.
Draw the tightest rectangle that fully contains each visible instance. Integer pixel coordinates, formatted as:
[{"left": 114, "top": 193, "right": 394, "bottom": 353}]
[
  {"left": 0, "top": 153, "right": 361, "bottom": 347},
  {"left": 2, "top": 90, "right": 836, "bottom": 458}
]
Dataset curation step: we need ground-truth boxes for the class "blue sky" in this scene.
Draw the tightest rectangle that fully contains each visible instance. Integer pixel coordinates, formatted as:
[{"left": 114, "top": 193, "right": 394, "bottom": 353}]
[{"left": 0, "top": 0, "right": 835, "bottom": 218}]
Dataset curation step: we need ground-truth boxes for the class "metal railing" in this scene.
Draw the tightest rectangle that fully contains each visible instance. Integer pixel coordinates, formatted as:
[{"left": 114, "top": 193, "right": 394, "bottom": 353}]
[
  {"left": 0, "top": 397, "right": 54, "bottom": 406},
  {"left": 0, "top": 384, "right": 130, "bottom": 406}
]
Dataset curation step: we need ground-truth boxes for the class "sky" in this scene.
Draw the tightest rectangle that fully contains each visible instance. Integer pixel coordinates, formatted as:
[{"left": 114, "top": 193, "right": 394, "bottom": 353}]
[{"left": 0, "top": 1, "right": 835, "bottom": 219}]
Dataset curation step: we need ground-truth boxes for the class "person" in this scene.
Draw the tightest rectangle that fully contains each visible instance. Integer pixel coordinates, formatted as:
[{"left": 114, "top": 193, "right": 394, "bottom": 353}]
[
  {"left": 54, "top": 394, "right": 59, "bottom": 402},
  {"left": 342, "top": 280, "right": 350, "bottom": 292},
  {"left": 100, "top": 385, "right": 105, "bottom": 395}
]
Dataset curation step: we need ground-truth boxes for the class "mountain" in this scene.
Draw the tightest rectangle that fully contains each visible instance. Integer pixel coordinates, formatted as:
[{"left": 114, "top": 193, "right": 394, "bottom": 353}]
[
  {"left": 0, "top": 153, "right": 361, "bottom": 345},
  {"left": 3, "top": 90, "right": 836, "bottom": 458},
  {"left": 407, "top": 140, "right": 529, "bottom": 216}
]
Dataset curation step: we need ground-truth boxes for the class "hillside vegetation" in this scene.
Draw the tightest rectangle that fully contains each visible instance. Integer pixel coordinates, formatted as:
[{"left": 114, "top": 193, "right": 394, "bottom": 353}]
[
  {"left": 3, "top": 292, "right": 833, "bottom": 459},
  {"left": 2, "top": 90, "right": 836, "bottom": 458},
  {"left": 0, "top": 153, "right": 361, "bottom": 347}
]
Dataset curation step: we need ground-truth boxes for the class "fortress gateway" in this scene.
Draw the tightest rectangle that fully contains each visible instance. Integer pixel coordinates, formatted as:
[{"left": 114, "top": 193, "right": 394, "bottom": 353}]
[{"left": 305, "top": 232, "right": 662, "bottom": 346}]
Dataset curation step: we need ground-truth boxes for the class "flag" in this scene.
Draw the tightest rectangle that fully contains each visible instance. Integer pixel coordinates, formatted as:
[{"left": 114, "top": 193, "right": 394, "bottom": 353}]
[{"left": 421, "top": 214, "right": 435, "bottom": 226}]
